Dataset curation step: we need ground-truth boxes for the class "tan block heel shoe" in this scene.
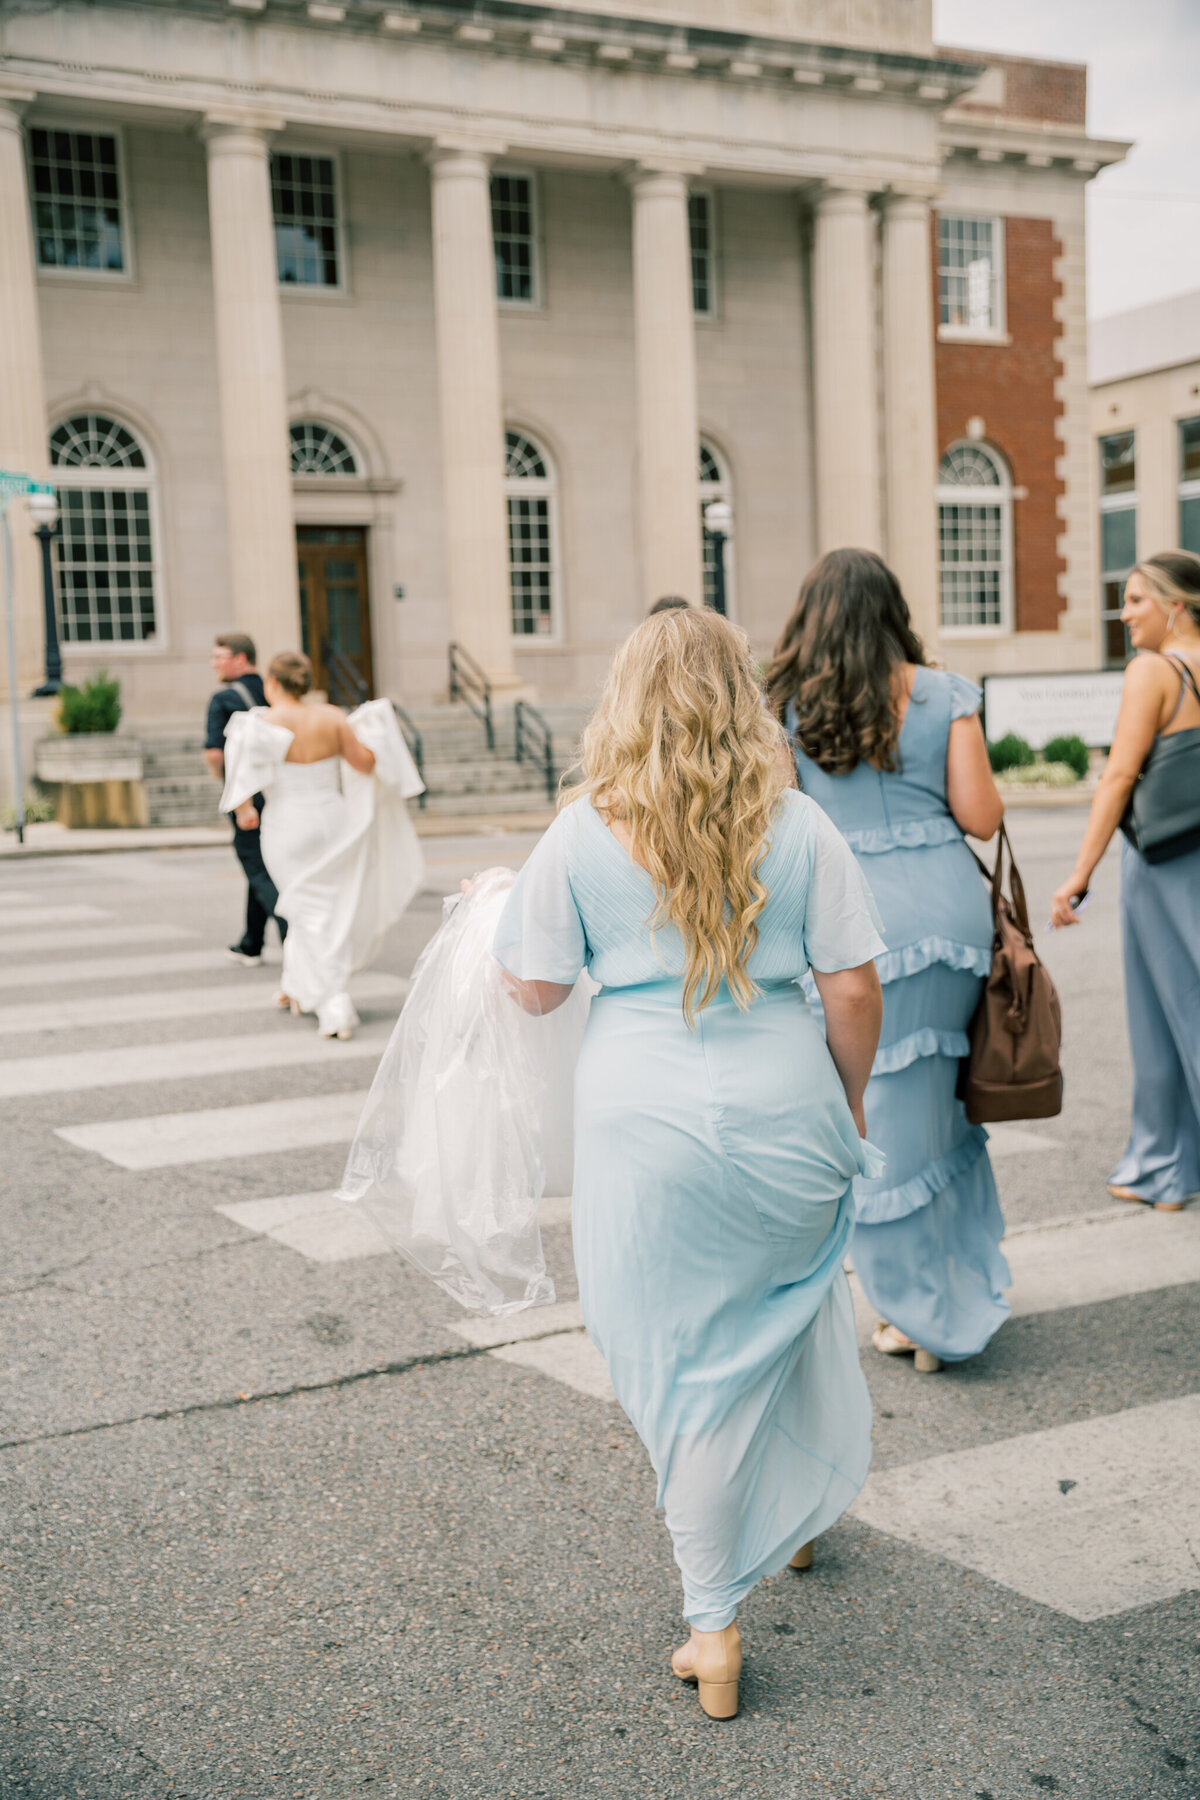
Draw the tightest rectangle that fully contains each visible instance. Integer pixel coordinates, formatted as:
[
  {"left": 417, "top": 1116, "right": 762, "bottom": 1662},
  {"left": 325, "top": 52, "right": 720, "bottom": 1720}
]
[
  {"left": 789, "top": 1540, "right": 814, "bottom": 1572},
  {"left": 671, "top": 1622, "right": 741, "bottom": 1720}
]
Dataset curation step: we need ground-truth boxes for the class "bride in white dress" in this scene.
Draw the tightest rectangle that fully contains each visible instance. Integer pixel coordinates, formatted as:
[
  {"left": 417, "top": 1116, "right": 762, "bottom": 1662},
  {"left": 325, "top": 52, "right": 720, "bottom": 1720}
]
[{"left": 219, "top": 650, "right": 426, "bottom": 1039}]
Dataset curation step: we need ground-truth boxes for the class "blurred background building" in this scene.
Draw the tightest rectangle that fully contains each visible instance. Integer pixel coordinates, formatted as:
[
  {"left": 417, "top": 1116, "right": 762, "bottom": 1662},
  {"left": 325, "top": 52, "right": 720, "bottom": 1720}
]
[{"left": 0, "top": 0, "right": 1128, "bottom": 729}]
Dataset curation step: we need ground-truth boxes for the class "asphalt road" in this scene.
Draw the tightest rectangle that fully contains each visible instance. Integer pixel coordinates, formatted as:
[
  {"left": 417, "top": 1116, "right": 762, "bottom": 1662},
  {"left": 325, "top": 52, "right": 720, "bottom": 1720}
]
[{"left": 0, "top": 813, "right": 1197, "bottom": 1800}]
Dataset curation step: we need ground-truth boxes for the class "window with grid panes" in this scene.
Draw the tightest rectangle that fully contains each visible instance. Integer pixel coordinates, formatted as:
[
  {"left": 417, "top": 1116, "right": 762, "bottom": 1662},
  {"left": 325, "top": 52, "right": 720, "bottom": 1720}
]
[
  {"left": 937, "top": 214, "right": 1002, "bottom": 334},
  {"left": 699, "top": 442, "right": 731, "bottom": 613},
  {"left": 688, "top": 191, "right": 715, "bottom": 317},
  {"left": 271, "top": 152, "right": 340, "bottom": 287},
  {"left": 289, "top": 421, "right": 359, "bottom": 476},
  {"left": 49, "top": 415, "right": 157, "bottom": 643},
  {"left": 1180, "top": 418, "right": 1200, "bottom": 555},
  {"left": 937, "top": 442, "right": 1010, "bottom": 630},
  {"left": 491, "top": 174, "right": 537, "bottom": 303},
  {"left": 29, "top": 128, "right": 124, "bottom": 272},
  {"left": 1099, "top": 431, "right": 1137, "bottom": 667},
  {"left": 505, "top": 430, "right": 556, "bottom": 635}
]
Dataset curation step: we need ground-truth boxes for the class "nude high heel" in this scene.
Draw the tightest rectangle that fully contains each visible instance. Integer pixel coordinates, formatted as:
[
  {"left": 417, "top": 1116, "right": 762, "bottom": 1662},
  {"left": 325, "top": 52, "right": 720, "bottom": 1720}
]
[
  {"left": 288, "top": 997, "right": 301, "bottom": 1018},
  {"left": 873, "top": 1321, "right": 941, "bottom": 1373},
  {"left": 671, "top": 1623, "right": 741, "bottom": 1720},
  {"left": 913, "top": 1348, "right": 942, "bottom": 1373},
  {"left": 789, "top": 1540, "right": 814, "bottom": 1572}
]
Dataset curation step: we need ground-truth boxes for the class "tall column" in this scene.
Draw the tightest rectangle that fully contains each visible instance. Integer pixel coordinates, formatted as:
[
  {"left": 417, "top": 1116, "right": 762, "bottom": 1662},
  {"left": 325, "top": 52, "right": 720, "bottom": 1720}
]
[
  {"left": 428, "top": 145, "right": 515, "bottom": 686},
  {"left": 202, "top": 117, "right": 299, "bottom": 655},
  {"left": 629, "top": 166, "right": 703, "bottom": 609},
  {"left": 811, "top": 186, "right": 882, "bottom": 554},
  {"left": 882, "top": 192, "right": 940, "bottom": 644},
  {"left": 0, "top": 90, "right": 50, "bottom": 691}
]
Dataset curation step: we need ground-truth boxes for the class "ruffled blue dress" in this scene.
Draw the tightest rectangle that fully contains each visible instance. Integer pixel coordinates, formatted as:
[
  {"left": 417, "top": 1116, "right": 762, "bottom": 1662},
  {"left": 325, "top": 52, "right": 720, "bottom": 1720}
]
[
  {"left": 790, "top": 666, "right": 1011, "bottom": 1361},
  {"left": 494, "top": 791, "right": 886, "bottom": 1630}
]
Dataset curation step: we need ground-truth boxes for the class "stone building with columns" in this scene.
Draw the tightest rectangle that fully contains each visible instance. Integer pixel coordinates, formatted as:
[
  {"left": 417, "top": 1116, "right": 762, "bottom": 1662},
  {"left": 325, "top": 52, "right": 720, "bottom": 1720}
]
[{"left": 0, "top": 0, "right": 1127, "bottom": 732}]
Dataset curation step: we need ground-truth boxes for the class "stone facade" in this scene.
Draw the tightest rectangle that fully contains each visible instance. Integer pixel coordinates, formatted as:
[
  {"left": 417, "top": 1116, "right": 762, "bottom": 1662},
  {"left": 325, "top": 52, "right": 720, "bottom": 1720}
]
[{"left": 0, "top": 1, "right": 1127, "bottom": 733}]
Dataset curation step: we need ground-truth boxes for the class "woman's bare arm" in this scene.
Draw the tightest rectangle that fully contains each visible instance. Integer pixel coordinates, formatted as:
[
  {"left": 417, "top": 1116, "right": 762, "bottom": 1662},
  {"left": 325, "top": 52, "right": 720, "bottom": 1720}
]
[
  {"left": 946, "top": 713, "right": 1004, "bottom": 842},
  {"left": 810, "top": 960, "right": 882, "bottom": 1136},
  {"left": 1049, "top": 655, "right": 1166, "bottom": 925},
  {"left": 338, "top": 713, "right": 376, "bottom": 775},
  {"left": 500, "top": 971, "right": 576, "bottom": 1016}
]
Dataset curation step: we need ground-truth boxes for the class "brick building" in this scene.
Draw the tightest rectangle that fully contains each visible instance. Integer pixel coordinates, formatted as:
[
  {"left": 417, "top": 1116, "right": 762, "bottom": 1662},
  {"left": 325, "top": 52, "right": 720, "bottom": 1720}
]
[{"left": 0, "top": 0, "right": 1128, "bottom": 753}]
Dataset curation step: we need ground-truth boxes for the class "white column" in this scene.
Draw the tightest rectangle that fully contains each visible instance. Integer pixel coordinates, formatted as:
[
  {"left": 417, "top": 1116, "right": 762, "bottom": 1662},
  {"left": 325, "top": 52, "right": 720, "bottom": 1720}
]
[
  {"left": 202, "top": 117, "right": 299, "bottom": 656},
  {"left": 882, "top": 192, "right": 940, "bottom": 644},
  {"left": 0, "top": 91, "right": 49, "bottom": 691},
  {"left": 427, "top": 146, "right": 515, "bottom": 686},
  {"left": 811, "top": 186, "right": 882, "bottom": 554},
  {"left": 629, "top": 167, "right": 703, "bottom": 609}
]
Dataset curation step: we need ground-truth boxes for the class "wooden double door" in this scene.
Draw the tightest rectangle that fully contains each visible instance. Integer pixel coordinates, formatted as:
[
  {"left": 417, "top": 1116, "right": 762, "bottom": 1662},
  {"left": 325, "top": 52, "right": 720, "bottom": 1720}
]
[{"left": 296, "top": 526, "right": 374, "bottom": 702}]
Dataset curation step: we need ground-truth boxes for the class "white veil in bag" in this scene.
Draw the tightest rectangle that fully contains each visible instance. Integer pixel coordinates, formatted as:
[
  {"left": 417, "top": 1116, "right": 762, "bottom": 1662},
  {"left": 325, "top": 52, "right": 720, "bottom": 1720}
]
[{"left": 336, "top": 867, "right": 591, "bottom": 1315}]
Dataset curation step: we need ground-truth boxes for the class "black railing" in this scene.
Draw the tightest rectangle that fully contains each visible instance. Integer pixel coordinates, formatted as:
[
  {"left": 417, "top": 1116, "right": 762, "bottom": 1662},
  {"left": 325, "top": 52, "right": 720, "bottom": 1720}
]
[
  {"left": 322, "top": 640, "right": 368, "bottom": 711},
  {"left": 514, "top": 699, "right": 557, "bottom": 802},
  {"left": 392, "top": 702, "right": 427, "bottom": 811},
  {"left": 448, "top": 641, "right": 494, "bottom": 751}
]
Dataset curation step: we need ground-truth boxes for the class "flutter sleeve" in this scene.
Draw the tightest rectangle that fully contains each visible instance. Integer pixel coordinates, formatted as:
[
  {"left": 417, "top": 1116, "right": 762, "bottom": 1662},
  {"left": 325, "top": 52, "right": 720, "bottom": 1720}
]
[
  {"left": 493, "top": 807, "right": 588, "bottom": 984},
  {"left": 945, "top": 669, "right": 983, "bottom": 720},
  {"left": 799, "top": 795, "right": 888, "bottom": 974},
  {"left": 218, "top": 711, "right": 293, "bottom": 813}
]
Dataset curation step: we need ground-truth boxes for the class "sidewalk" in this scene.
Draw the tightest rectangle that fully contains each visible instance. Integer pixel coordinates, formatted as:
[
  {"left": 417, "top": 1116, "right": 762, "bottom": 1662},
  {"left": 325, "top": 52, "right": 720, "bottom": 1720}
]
[{"left": 0, "top": 810, "right": 559, "bottom": 857}]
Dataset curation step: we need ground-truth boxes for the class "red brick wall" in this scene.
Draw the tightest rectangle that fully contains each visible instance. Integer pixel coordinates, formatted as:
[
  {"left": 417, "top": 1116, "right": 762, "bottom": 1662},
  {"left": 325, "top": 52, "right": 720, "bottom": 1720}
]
[
  {"left": 934, "top": 215, "right": 1066, "bottom": 632},
  {"left": 938, "top": 48, "right": 1087, "bottom": 126}
]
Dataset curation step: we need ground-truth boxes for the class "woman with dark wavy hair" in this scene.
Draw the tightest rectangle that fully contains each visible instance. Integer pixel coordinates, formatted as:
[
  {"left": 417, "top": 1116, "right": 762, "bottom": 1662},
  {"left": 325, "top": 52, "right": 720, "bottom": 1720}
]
[{"left": 768, "top": 549, "right": 1009, "bottom": 1372}]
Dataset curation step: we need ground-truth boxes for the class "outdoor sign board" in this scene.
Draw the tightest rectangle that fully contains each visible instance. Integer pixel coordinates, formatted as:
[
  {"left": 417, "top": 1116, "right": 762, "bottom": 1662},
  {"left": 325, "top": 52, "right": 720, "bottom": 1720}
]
[{"left": 981, "top": 670, "right": 1125, "bottom": 749}]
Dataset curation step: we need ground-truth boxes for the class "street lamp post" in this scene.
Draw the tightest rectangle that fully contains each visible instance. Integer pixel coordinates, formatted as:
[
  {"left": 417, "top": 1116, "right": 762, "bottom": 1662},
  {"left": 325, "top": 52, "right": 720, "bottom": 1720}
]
[
  {"left": 702, "top": 498, "right": 732, "bottom": 617},
  {"left": 27, "top": 488, "right": 62, "bottom": 698},
  {"left": 0, "top": 473, "right": 58, "bottom": 845}
]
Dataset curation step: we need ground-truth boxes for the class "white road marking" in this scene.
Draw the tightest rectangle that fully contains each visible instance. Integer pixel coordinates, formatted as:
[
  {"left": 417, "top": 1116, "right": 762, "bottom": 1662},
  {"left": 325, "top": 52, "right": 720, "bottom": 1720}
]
[
  {"left": 0, "top": 922, "right": 198, "bottom": 957},
  {"left": 490, "top": 1333, "right": 615, "bottom": 1403},
  {"left": 0, "top": 973, "right": 407, "bottom": 1036},
  {"left": 1006, "top": 1204, "right": 1200, "bottom": 1317},
  {"left": 451, "top": 1299, "right": 584, "bottom": 1348},
  {"left": 0, "top": 904, "right": 111, "bottom": 929},
  {"left": 9, "top": 1023, "right": 388, "bottom": 1100},
  {"left": 0, "top": 949, "right": 249, "bottom": 991},
  {"left": 216, "top": 1191, "right": 392, "bottom": 1263},
  {"left": 851, "top": 1393, "right": 1200, "bottom": 1621},
  {"left": 984, "top": 1124, "right": 1062, "bottom": 1158},
  {"left": 57, "top": 1090, "right": 371, "bottom": 1170}
]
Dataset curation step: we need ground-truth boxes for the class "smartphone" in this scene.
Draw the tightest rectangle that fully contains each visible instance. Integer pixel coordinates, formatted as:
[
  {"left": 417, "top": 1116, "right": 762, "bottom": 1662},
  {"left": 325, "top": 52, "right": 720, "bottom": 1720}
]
[{"left": 1046, "top": 891, "right": 1090, "bottom": 932}]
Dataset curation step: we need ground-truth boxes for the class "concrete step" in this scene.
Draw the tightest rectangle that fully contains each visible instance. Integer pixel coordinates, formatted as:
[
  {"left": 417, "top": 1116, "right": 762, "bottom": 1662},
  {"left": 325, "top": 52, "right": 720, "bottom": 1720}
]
[{"left": 422, "top": 789, "right": 559, "bottom": 817}]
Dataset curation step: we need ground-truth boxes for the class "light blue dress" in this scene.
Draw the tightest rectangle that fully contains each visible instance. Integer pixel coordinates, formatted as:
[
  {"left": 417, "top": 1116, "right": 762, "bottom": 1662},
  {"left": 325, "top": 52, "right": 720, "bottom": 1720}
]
[
  {"left": 790, "top": 665, "right": 1011, "bottom": 1361},
  {"left": 493, "top": 791, "right": 886, "bottom": 1631}
]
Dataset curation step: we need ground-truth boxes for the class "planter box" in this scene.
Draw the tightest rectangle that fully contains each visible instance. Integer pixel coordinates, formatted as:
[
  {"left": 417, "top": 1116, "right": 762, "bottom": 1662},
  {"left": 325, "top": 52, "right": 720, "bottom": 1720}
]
[{"left": 35, "top": 733, "right": 149, "bottom": 829}]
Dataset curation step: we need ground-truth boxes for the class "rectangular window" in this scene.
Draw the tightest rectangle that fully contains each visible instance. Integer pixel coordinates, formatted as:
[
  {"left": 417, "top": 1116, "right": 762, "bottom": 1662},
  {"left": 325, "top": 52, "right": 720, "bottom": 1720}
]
[
  {"left": 491, "top": 173, "right": 538, "bottom": 305},
  {"left": 938, "top": 502, "right": 1005, "bottom": 628},
  {"left": 29, "top": 128, "right": 124, "bottom": 273},
  {"left": 937, "top": 214, "right": 1004, "bottom": 336},
  {"left": 508, "top": 495, "right": 554, "bottom": 635},
  {"left": 56, "top": 487, "right": 156, "bottom": 643},
  {"left": 689, "top": 190, "right": 715, "bottom": 317},
  {"left": 271, "top": 152, "right": 340, "bottom": 288},
  {"left": 1099, "top": 431, "right": 1137, "bottom": 668},
  {"left": 1180, "top": 416, "right": 1200, "bottom": 556}
]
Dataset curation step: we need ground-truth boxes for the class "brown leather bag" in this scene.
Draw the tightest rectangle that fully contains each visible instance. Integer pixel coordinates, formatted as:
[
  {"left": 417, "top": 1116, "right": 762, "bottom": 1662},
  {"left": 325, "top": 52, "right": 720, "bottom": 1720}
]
[{"left": 958, "top": 823, "right": 1064, "bottom": 1124}]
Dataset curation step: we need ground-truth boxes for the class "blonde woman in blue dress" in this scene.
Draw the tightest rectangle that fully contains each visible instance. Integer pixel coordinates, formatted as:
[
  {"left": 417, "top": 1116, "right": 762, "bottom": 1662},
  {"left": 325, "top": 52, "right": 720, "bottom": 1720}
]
[{"left": 492, "top": 607, "right": 886, "bottom": 1720}]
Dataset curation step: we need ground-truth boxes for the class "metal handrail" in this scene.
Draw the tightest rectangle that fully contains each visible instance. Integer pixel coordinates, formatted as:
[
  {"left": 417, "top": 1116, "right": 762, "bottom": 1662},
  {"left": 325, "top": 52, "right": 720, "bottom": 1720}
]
[
  {"left": 322, "top": 639, "right": 368, "bottom": 711},
  {"left": 447, "top": 641, "right": 494, "bottom": 751},
  {"left": 514, "top": 698, "right": 556, "bottom": 802},
  {"left": 392, "top": 701, "right": 427, "bottom": 811}
]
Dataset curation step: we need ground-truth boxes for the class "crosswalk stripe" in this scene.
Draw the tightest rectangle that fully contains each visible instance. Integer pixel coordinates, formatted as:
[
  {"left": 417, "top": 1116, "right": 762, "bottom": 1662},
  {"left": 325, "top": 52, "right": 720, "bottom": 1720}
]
[
  {"left": 0, "top": 973, "right": 407, "bottom": 1036},
  {"left": 10, "top": 1023, "right": 387, "bottom": 1100},
  {"left": 490, "top": 1333, "right": 616, "bottom": 1403},
  {"left": 984, "top": 1124, "right": 1061, "bottom": 1158},
  {"left": 0, "top": 949, "right": 268, "bottom": 992},
  {"left": 215, "top": 1189, "right": 571, "bottom": 1263},
  {"left": 0, "top": 923, "right": 198, "bottom": 957},
  {"left": 850, "top": 1393, "right": 1200, "bottom": 1622},
  {"left": 0, "top": 904, "right": 111, "bottom": 929},
  {"left": 1005, "top": 1204, "right": 1200, "bottom": 1316},
  {"left": 56, "top": 1090, "right": 370, "bottom": 1169}
]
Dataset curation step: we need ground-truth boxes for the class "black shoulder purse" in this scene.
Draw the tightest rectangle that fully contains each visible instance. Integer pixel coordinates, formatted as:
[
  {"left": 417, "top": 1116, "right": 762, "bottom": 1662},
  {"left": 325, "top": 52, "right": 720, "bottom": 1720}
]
[{"left": 1120, "top": 655, "right": 1200, "bottom": 865}]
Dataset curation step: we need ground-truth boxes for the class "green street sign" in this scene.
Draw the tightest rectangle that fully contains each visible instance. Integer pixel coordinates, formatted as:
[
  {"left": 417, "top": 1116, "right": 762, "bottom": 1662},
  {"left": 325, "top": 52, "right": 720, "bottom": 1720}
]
[{"left": 0, "top": 472, "right": 56, "bottom": 504}]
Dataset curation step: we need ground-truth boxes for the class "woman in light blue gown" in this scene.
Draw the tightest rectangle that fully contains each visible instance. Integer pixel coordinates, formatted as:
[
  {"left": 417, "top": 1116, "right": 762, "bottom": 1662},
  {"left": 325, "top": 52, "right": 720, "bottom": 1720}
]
[
  {"left": 1050, "top": 551, "right": 1200, "bottom": 1209},
  {"left": 768, "top": 549, "right": 1009, "bottom": 1372},
  {"left": 493, "top": 607, "right": 886, "bottom": 1719}
]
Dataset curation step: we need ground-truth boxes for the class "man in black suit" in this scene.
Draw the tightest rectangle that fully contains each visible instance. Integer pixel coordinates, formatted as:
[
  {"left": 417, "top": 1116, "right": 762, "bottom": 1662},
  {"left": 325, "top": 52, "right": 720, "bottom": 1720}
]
[{"left": 203, "top": 632, "right": 287, "bottom": 966}]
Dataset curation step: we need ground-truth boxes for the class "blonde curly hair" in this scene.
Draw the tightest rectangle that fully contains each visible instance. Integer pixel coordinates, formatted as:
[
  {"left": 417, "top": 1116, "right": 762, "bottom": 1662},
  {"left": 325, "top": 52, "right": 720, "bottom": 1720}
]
[{"left": 569, "top": 607, "right": 792, "bottom": 1026}]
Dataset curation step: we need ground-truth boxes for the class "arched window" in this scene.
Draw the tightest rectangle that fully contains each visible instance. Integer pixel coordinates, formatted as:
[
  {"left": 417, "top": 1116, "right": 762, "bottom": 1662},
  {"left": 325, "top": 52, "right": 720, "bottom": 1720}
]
[
  {"left": 937, "top": 441, "right": 1012, "bottom": 632},
  {"left": 699, "top": 440, "right": 733, "bottom": 615},
  {"left": 49, "top": 413, "right": 157, "bottom": 643},
  {"left": 289, "top": 420, "right": 360, "bottom": 476},
  {"left": 505, "top": 429, "right": 557, "bottom": 637}
]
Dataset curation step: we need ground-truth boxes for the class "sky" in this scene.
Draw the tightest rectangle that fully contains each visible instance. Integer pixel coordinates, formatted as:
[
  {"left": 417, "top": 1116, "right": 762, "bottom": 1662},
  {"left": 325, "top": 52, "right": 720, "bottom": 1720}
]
[{"left": 932, "top": 0, "right": 1200, "bottom": 319}]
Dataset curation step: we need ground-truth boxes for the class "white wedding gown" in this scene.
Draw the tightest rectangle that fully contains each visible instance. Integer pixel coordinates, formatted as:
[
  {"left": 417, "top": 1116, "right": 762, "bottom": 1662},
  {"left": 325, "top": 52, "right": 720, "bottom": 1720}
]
[{"left": 220, "top": 698, "right": 426, "bottom": 1036}]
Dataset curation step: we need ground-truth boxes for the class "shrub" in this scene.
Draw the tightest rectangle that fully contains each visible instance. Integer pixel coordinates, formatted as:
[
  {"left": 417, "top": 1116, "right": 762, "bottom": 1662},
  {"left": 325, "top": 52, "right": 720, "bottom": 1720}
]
[
  {"left": 3, "top": 789, "right": 56, "bottom": 830},
  {"left": 1041, "top": 734, "right": 1090, "bottom": 780},
  {"left": 57, "top": 671, "right": 121, "bottom": 735},
  {"left": 988, "top": 732, "right": 1035, "bottom": 773},
  {"left": 999, "top": 762, "right": 1080, "bottom": 788}
]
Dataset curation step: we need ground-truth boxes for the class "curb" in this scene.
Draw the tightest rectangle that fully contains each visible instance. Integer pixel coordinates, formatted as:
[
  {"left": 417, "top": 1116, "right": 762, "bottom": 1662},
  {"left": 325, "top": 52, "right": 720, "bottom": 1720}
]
[{"left": 0, "top": 810, "right": 557, "bottom": 858}]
